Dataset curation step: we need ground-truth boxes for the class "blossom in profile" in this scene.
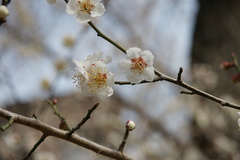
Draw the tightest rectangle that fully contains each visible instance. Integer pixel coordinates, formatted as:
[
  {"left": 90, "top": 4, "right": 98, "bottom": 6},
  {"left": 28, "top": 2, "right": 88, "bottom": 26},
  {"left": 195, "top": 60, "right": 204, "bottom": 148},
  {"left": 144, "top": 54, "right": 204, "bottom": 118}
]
[
  {"left": 119, "top": 47, "right": 155, "bottom": 84},
  {"left": 46, "top": 0, "right": 58, "bottom": 5},
  {"left": 66, "top": 0, "right": 105, "bottom": 23},
  {"left": 72, "top": 52, "right": 114, "bottom": 99}
]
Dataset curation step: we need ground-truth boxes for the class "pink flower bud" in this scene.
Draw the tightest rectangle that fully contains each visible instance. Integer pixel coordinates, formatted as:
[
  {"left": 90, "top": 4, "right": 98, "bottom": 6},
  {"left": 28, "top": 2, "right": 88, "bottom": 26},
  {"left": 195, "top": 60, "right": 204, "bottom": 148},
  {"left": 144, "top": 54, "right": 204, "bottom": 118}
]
[
  {"left": 52, "top": 99, "right": 58, "bottom": 105},
  {"left": 126, "top": 120, "right": 136, "bottom": 131},
  {"left": 220, "top": 61, "right": 235, "bottom": 69},
  {"left": 231, "top": 74, "right": 240, "bottom": 83}
]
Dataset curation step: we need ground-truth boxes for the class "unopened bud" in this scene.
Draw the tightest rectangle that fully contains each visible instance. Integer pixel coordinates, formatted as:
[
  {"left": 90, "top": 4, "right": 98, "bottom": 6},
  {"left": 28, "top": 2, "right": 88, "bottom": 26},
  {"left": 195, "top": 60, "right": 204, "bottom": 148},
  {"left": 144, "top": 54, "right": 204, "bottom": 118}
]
[
  {"left": 220, "top": 61, "right": 235, "bottom": 69},
  {"left": 126, "top": 120, "right": 136, "bottom": 131},
  {"left": 231, "top": 74, "right": 240, "bottom": 83},
  {"left": 52, "top": 99, "right": 58, "bottom": 105},
  {"left": 59, "top": 121, "right": 69, "bottom": 131},
  {"left": 0, "top": 5, "right": 9, "bottom": 19}
]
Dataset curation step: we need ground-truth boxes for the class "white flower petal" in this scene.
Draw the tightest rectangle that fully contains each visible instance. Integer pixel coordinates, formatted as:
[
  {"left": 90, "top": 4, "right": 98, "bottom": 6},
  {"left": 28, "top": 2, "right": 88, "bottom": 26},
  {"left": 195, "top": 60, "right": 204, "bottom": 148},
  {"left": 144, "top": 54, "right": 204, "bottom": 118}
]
[
  {"left": 107, "top": 72, "right": 115, "bottom": 86},
  {"left": 66, "top": 0, "right": 78, "bottom": 14},
  {"left": 127, "top": 73, "right": 142, "bottom": 84},
  {"left": 75, "top": 12, "right": 92, "bottom": 23},
  {"left": 141, "top": 50, "right": 154, "bottom": 65},
  {"left": 89, "top": 52, "right": 103, "bottom": 62},
  {"left": 119, "top": 59, "right": 132, "bottom": 72},
  {"left": 127, "top": 47, "right": 142, "bottom": 59},
  {"left": 142, "top": 66, "right": 155, "bottom": 81},
  {"left": 101, "top": 55, "right": 112, "bottom": 64},
  {"left": 91, "top": 3, "right": 105, "bottom": 17}
]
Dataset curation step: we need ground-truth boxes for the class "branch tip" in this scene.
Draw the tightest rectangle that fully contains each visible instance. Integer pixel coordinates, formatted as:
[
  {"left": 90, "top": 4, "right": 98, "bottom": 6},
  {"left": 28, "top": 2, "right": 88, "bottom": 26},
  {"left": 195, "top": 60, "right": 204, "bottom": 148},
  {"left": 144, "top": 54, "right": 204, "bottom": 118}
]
[{"left": 67, "top": 103, "right": 99, "bottom": 136}]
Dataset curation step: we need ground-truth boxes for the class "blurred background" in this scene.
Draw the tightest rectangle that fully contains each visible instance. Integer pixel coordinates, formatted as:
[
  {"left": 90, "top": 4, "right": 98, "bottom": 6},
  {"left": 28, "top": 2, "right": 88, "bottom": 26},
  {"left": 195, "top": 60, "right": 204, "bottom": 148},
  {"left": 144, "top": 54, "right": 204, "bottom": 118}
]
[{"left": 0, "top": 0, "right": 240, "bottom": 160}]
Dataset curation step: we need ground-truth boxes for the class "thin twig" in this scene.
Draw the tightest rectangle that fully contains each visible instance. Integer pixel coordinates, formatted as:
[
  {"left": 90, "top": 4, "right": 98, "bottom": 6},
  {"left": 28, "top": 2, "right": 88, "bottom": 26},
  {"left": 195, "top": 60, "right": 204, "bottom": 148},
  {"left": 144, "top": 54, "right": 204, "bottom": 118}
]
[
  {"left": 68, "top": 103, "right": 99, "bottom": 136},
  {"left": 88, "top": 21, "right": 127, "bottom": 54},
  {"left": 22, "top": 134, "right": 48, "bottom": 160},
  {"left": 115, "top": 77, "right": 161, "bottom": 85},
  {"left": 48, "top": 100, "right": 71, "bottom": 131},
  {"left": 180, "top": 91, "right": 195, "bottom": 95},
  {"left": 118, "top": 129, "right": 129, "bottom": 153},
  {"left": 0, "top": 117, "right": 14, "bottom": 131}
]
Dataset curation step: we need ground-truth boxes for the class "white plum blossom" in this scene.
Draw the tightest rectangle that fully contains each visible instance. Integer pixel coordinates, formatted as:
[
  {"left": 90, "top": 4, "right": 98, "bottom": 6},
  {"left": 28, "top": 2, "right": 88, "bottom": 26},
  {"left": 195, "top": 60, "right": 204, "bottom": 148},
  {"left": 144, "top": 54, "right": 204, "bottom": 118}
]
[
  {"left": 46, "top": 0, "right": 58, "bottom": 5},
  {"left": 119, "top": 47, "right": 155, "bottom": 84},
  {"left": 66, "top": 0, "right": 105, "bottom": 23},
  {"left": 72, "top": 52, "right": 114, "bottom": 99}
]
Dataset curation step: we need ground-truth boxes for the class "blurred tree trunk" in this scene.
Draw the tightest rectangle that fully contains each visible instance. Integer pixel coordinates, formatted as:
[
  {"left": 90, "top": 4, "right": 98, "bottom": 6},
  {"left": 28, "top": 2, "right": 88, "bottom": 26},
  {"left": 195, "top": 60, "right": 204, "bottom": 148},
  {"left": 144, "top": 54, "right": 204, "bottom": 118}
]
[{"left": 191, "top": 0, "right": 240, "bottom": 97}]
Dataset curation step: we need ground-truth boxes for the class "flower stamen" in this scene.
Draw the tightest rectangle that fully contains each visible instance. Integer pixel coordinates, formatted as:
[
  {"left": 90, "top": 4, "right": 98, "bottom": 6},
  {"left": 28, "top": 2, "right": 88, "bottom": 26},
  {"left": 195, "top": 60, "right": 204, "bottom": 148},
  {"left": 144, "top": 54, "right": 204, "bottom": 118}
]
[
  {"left": 131, "top": 57, "right": 147, "bottom": 73},
  {"left": 77, "top": 0, "right": 94, "bottom": 14}
]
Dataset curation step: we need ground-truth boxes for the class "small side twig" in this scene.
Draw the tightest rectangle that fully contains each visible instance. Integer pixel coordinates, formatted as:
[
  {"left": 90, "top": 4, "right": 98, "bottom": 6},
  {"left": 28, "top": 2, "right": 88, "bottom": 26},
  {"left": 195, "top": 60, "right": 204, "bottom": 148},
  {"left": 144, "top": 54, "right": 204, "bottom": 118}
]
[
  {"left": 68, "top": 103, "right": 99, "bottom": 137},
  {"left": 88, "top": 21, "right": 127, "bottom": 54},
  {"left": 180, "top": 91, "right": 195, "bottom": 95},
  {"left": 48, "top": 99, "right": 71, "bottom": 131},
  {"left": 0, "top": 117, "right": 14, "bottom": 131},
  {"left": 177, "top": 67, "right": 183, "bottom": 83},
  {"left": 22, "top": 134, "right": 48, "bottom": 160},
  {"left": 118, "top": 129, "right": 129, "bottom": 153}
]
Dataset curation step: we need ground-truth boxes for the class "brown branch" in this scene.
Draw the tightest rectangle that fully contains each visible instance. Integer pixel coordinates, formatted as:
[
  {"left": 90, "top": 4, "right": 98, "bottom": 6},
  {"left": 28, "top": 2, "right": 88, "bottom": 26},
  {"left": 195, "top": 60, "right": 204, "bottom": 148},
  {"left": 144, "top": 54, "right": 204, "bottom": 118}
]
[
  {"left": 115, "top": 77, "right": 162, "bottom": 85},
  {"left": 67, "top": 103, "right": 99, "bottom": 136},
  {"left": 180, "top": 91, "right": 195, "bottom": 95},
  {"left": 22, "top": 134, "right": 48, "bottom": 160},
  {"left": 177, "top": 67, "right": 183, "bottom": 83},
  {"left": 88, "top": 21, "right": 240, "bottom": 110},
  {"left": 154, "top": 69, "right": 240, "bottom": 110},
  {"left": 0, "top": 108, "right": 135, "bottom": 160}
]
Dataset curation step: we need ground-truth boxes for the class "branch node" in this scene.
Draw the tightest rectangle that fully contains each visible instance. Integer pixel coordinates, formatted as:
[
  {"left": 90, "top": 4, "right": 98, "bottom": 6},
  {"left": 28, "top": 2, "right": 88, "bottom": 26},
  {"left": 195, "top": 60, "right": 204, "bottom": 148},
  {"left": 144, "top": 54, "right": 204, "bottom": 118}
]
[
  {"left": 0, "top": 116, "right": 14, "bottom": 131},
  {"left": 177, "top": 67, "right": 183, "bottom": 83}
]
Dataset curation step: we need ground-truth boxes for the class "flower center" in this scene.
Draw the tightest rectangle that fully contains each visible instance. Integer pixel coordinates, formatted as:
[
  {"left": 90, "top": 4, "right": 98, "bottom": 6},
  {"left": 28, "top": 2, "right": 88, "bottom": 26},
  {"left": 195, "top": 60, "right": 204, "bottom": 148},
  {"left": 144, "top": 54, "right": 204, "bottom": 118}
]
[
  {"left": 131, "top": 57, "right": 147, "bottom": 73},
  {"left": 77, "top": 0, "right": 94, "bottom": 14},
  {"left": 87, "top": 65, "right": 107, "bottom": 91}
]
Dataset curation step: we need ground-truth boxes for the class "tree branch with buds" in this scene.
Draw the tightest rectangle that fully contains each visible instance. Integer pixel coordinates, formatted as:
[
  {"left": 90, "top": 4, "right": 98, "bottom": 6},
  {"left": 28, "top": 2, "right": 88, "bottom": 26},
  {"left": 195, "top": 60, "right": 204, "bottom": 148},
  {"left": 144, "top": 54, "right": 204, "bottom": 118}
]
[{"left": 0, "top": 107, "right": 135, "bottom": 160}]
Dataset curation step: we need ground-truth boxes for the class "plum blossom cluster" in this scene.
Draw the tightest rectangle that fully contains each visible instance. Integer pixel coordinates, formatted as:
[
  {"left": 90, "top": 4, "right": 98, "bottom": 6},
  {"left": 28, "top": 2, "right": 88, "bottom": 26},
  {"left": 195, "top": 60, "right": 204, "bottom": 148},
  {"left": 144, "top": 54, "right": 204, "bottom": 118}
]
[
  {"left": 46, "top": 0, "right": 156, "bottom": 99},
  {"left": 73, "top": 48, "right": 155, "bottom": 99}
]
